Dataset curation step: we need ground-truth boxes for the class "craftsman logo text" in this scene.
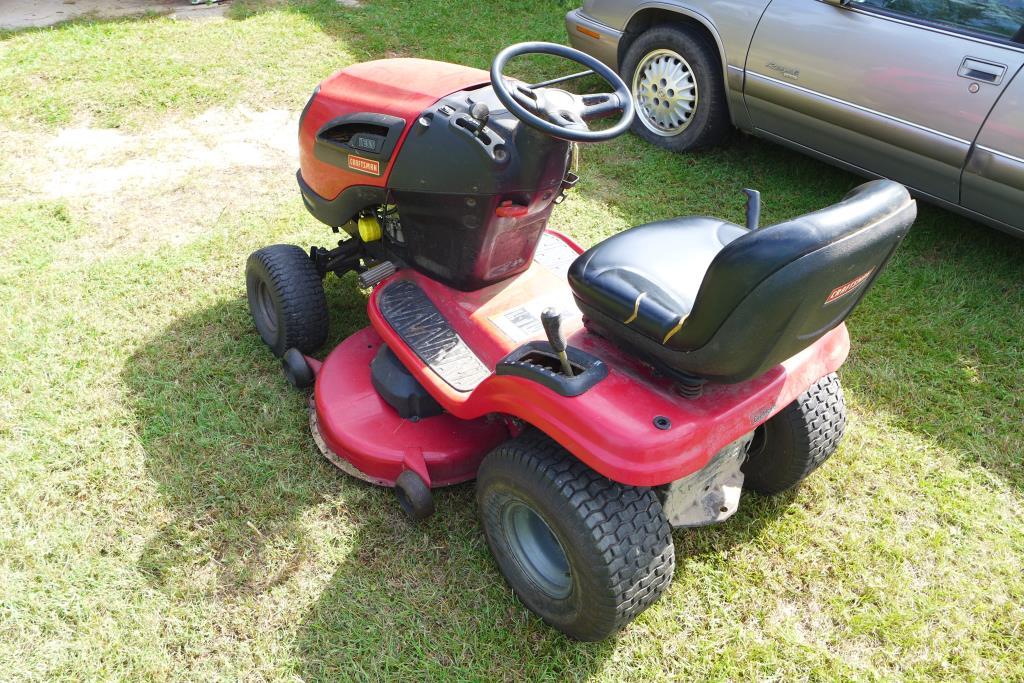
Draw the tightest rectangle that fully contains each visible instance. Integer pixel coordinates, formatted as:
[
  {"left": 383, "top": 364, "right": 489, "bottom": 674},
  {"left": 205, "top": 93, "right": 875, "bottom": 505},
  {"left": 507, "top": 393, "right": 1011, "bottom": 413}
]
[
  {"left": 347, "top": 155, "right": 380, "bottom": 176},
  {"left": 825, "top": 269, "right": 874, "bottom": 304}
]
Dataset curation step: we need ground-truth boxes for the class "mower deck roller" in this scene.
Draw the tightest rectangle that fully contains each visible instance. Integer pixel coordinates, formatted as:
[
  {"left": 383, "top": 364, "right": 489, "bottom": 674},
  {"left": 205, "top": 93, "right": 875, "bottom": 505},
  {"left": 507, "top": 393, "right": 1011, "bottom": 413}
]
[{"left": 246, "top": 41, "right": 915, "bottom": 640}]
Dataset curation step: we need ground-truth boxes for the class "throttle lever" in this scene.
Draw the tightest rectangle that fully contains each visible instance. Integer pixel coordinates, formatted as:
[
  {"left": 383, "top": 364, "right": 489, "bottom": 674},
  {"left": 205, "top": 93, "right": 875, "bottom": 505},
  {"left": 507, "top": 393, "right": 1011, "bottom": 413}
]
[
  {"left": 469, "top": 102, "right": 490, "bottom": 137},
  {"left": 743, "top": 188, "right": 761, "bottom": 231}
]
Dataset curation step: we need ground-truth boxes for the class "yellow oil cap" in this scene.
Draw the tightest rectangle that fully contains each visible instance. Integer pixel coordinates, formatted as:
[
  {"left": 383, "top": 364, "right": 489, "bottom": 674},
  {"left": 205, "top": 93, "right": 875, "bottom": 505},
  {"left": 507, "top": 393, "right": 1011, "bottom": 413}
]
[{"left": 357, "top": 215, "right": 382, "bottom": 242}]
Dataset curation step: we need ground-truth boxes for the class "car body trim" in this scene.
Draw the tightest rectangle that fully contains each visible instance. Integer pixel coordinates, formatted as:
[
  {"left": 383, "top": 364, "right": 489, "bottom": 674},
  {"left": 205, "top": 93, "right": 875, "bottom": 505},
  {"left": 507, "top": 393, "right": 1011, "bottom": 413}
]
[
  {"left": 572, "top": 10, "right": 621, "bottom": 36},
  {"left": 746, "top": 71, "right": 971, "bottom": 146},
  {"left": 565, "top": 8, "right": 623, "bottom": 70},
  {"left": 755, "top": 127, "right": 1022, "bottom": 237},
  {"left": 977, "top": 145, "right": 1024, "bottom": 167}
]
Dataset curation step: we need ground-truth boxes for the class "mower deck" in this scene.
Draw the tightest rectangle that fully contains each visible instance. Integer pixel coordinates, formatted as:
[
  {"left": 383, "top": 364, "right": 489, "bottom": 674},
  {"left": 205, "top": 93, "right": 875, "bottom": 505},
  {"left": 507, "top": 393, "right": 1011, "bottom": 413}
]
[
  {"left": 312, "top": 231, "right": 850, "bottom": 488},
  {"left": 311, "top": 326, "right": 508, "bottom": 487}
]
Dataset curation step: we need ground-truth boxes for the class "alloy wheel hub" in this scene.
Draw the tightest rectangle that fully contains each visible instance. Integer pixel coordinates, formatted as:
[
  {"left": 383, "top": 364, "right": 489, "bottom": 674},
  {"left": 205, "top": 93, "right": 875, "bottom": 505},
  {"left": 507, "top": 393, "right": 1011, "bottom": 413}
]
[{"left": 633, "top": 49, "right": 698, "bottom": 136}]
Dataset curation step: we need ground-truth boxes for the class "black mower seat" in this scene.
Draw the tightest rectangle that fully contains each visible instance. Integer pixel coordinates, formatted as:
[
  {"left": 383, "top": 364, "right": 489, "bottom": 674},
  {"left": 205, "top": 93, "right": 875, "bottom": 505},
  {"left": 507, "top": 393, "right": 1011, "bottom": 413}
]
[
  {"left": 568, "top": 216, "right": 749, "bottom": 346},
  {"left": 568, "top": 180, "right": 916, "bottom": 384}
]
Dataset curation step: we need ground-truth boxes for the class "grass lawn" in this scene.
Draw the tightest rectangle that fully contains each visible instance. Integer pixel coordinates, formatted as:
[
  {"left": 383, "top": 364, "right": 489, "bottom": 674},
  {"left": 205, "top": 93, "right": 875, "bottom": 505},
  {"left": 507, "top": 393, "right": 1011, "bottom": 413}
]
[{"left": 1, "top": 0, "right": 1022, "bottom": 679}]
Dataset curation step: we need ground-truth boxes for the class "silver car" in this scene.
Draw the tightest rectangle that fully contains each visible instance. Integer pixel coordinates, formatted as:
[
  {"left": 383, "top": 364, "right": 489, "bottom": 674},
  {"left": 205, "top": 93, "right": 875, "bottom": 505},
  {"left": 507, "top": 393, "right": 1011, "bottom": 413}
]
[{"left": 566, "top": 0, "right": 1024, "bottom": 236}]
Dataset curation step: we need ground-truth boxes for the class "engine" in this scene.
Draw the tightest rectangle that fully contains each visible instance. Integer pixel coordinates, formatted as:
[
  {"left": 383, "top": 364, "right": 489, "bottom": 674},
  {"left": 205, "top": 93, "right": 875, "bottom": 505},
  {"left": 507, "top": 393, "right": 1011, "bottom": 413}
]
[{"left": 297, "top": 58, "right": 573, "bottom": 291}]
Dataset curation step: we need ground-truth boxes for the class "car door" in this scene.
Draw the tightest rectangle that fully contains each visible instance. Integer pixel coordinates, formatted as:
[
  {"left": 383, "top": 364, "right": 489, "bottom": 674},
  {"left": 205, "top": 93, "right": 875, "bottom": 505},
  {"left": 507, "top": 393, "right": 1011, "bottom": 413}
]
[
  {"left": 962, "top": 68, "right": 1024, "bottom": 233},
  {"left": 743, "top": 0, "right": 1024, "bottom": 205}
]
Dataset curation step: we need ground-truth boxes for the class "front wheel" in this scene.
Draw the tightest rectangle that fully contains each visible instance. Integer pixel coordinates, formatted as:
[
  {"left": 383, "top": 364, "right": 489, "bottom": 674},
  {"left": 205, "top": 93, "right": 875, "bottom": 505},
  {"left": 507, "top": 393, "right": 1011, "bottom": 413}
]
[
  {"left": 246, "top": 244, "right": 329, "bottom": 357},
  {"left": 742, "top": 372, "right": 847, "bottom": 494},
  {"left": 476, "top": 431, "right": 675, "bottom": 640},
  {"left": 620, "top": 24, "right": 731, "bottom": 153}
]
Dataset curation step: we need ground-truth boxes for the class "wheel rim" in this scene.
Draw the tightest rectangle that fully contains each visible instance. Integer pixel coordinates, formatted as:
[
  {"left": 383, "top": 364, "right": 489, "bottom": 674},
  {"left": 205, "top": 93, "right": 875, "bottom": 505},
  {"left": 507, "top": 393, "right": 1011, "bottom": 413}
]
[
  {"left": 632, "top": 48, "right": 698, "bottom": 137},
  {"left": 255, "top": 279, "right": 278, "bottom": 336},
  {"left": 501, "top": 500, "right": 572, "bottom": 599}
]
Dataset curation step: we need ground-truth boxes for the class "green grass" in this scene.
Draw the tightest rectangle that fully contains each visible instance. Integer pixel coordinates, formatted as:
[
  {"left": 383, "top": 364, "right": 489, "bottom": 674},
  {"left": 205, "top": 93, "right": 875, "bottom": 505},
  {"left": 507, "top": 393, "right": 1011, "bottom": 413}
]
[{"left": 1, "top": 1, "right": 1022, "bottom": 680}]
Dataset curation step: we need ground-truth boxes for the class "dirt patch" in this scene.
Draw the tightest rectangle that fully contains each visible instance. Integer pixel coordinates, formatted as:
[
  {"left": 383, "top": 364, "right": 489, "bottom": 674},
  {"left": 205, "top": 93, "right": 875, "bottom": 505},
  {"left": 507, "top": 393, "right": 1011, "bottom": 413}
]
[
  {"left": 0, "top": 0, "right": 231, "bottom": 30},
  {"left": 0, "top": 105, "right": 300, "bottom": 262}
]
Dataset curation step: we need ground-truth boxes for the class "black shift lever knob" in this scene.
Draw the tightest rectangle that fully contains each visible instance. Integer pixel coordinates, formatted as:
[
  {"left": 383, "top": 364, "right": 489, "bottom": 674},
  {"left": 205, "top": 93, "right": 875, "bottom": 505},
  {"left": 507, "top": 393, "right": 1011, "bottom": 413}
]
[{"left": 470, "top": 102, "right": 490, "bottom": 129}]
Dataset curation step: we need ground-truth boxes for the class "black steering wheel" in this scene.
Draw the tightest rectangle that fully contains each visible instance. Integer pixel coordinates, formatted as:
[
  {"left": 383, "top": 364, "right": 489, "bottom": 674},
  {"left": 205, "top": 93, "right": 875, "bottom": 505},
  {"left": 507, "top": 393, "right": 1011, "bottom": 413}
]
[{"left": 490, "top": 42, "right": 634, "bottom": 143}]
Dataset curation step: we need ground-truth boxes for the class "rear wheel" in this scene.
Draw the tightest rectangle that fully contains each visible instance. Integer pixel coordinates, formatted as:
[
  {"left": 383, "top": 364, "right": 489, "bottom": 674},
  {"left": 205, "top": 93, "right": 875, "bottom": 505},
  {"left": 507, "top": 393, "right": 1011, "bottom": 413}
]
[
  {"left": 620, "top": 24, "right": 730, "bottom": 152},
  {"left": 742, "top": 373, "right": 847, "bottom": 494},
  {"left": 476, "top": 431, "right": 675, "bottom": 640},
  {"left": 246, "top": 244, "right": 329, "bottom": 357}
]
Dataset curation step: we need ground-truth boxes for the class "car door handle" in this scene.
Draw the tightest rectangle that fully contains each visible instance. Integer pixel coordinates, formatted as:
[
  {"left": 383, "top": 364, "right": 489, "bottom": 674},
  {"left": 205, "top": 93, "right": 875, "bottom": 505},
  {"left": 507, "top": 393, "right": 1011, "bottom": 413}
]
[{"left": 958, "top": 57, "right": 1006, "bottom": 85}]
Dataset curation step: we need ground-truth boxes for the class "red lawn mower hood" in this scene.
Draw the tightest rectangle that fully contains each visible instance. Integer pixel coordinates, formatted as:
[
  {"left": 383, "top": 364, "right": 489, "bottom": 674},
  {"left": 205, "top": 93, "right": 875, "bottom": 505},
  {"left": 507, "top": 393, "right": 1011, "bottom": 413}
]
[{"left": 298, "top": 59, "right": 490, "bottom": 199}]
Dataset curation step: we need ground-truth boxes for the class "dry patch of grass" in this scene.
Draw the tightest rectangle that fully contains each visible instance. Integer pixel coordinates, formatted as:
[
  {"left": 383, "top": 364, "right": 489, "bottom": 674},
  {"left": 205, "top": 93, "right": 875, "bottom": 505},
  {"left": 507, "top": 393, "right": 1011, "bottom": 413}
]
[{"left": 2, "top": 106, "right": 299, "bottom": 262}]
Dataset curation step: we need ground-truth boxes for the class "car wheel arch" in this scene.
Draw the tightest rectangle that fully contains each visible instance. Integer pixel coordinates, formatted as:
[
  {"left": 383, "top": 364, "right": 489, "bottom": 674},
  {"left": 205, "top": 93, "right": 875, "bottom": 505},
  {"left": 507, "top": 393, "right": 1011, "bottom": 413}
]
[{"left": 617, "top": 6, "right": 733, "bottom": 117}]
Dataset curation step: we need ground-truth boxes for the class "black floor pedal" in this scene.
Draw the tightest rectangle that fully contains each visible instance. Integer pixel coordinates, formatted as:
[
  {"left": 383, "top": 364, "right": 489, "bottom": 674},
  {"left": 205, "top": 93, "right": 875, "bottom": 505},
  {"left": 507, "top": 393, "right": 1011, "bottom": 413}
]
[
  {"left": 358, "top": 261, "right": 396, "bottom": 288},
  {"left": 378, "top": 280, "right": 490, "bottom": 392}
]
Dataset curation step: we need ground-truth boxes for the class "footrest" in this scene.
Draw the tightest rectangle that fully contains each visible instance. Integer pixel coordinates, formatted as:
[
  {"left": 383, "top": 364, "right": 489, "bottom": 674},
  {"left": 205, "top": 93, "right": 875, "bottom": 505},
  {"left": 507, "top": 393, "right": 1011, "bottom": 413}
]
[
  {"left": 377, "top": 280, "right": 490, "bottom": 392},
  {"left": 358, "top": 261, "right": 396, "bottom": 288}
]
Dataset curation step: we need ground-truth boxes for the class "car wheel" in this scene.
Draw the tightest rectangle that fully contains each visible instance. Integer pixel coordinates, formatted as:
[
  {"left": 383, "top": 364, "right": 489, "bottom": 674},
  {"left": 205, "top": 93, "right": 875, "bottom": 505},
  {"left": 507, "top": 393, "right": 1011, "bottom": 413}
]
[
  {"left": 476, "top": 430, "right": 675, "bottom": 640},
  {"left": 620, "top": 24, "right": 730, "bottom": 152},
  {"left": 742, "top": 373, "right": 847, "bottom": 494}
]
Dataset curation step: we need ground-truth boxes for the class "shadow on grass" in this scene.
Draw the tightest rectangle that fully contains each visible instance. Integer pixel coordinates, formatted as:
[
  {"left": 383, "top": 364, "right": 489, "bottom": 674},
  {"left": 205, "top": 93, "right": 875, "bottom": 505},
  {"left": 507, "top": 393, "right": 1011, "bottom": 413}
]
[
  {"left": 842, "top": 202, "right": 1024, "bottom": 490},
  {"left": 291, "top": 484, "right": 607, "bottom": 679},
  {"left": 121, "top": 273, "right": 367, "bottom": 591},
  {"left": 120, "top": 271, "right": 794, "bottom": 677},
  {"left": 578, "top": 134, "right": 865, "bottom": 230},
  {"left": 291, "top": 481, "right": 794, "bottom": 680},
  {"left": 229, "top": 0, "right": 578, "bottom": 77}
]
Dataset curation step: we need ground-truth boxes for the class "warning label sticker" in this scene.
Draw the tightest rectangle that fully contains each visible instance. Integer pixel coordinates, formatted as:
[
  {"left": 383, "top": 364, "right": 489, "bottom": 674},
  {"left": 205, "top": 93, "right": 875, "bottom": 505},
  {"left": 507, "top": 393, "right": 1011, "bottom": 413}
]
[
  {"left": 489, "top": 293, "right": 579, "bottom": 343},
  {"left": 533, "top": 232, "right": 579, "bottom": 275}
]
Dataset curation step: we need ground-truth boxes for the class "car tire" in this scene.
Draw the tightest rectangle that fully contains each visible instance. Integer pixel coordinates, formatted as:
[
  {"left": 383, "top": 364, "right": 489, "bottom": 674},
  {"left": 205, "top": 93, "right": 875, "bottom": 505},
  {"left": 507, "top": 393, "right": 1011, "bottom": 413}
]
[
  {"left": 476, "top": 430, "right": 675, "bottom": 641},
  {"left": 620, "top": 24, "right": 730, "bottom": 152},
  {"left": 246, "top": 244, "right": 329, "bottom": 357},
  {"left": 742, "top": 373, "right": 847, "bottom": 494}
]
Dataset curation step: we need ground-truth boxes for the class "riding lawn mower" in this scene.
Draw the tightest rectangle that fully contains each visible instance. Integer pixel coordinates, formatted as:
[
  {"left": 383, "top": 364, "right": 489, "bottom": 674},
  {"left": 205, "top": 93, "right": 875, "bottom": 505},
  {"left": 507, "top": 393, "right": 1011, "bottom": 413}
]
[{"left": 245, "top": 42, "right": 916, "bottom": 640}]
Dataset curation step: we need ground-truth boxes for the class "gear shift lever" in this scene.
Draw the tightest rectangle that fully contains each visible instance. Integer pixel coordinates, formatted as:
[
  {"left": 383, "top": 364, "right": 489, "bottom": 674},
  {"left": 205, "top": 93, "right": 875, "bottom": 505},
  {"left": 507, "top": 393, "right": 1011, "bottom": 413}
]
[{"left": 541, "top": 308, "right": 574, "bottom": 377}]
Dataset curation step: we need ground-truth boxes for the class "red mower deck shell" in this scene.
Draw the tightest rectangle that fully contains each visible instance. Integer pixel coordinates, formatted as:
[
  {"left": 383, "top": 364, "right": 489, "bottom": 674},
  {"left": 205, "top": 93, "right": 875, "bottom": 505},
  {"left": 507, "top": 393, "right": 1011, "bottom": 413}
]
[
  {"left": 312, "top": 327, "right": 510, "bottom": 488},
  {"left": 313, "top": 230, "right": 851, "bottom": 488},
  {"left": 299, "top": 59, "right": 490, "bottom": 201}
]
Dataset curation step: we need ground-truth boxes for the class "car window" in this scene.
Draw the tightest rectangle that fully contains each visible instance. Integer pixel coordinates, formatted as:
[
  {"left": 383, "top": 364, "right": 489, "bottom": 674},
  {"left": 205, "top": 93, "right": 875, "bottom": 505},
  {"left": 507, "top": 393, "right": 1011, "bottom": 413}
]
[{"left": 851, "top": 0, "right": 1024, "bottom": 43}]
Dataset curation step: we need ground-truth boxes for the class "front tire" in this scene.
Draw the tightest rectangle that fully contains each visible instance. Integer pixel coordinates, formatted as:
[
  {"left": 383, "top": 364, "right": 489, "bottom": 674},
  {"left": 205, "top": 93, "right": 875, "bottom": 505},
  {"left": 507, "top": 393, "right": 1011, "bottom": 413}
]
[
  {"left": 476, "top": 431, "right": 675, "bottom": 640},
  {"left": 246, "top": 244, "right": 329, "bottom": 357},
  {"left": 620, "top": 24, "right": 731, "bottom": 152},
  {"left": 742, "top": 372, "right": 847, "bottom": 494}
]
